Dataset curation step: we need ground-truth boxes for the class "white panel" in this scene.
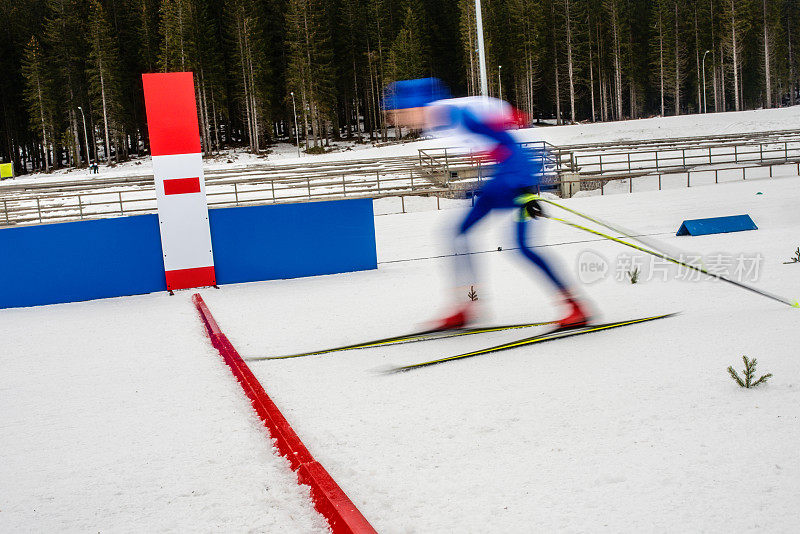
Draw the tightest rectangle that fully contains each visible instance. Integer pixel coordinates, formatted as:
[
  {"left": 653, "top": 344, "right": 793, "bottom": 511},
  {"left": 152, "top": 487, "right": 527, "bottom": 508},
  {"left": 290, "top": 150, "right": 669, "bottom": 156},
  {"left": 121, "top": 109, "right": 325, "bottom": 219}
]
[{"left": 151, "top": 153, "right": 215, "bottom": 272}]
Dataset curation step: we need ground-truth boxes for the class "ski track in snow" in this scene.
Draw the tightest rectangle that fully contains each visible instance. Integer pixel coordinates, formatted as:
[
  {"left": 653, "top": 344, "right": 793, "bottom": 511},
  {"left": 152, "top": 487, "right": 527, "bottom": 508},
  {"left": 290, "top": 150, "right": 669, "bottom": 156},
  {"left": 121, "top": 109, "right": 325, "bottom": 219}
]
[
  {"left": 203, "top": 176, "right": 800, "bottom": 533},
  {"left": 2, "top": 108, "right": 800, "bottom": 532}
]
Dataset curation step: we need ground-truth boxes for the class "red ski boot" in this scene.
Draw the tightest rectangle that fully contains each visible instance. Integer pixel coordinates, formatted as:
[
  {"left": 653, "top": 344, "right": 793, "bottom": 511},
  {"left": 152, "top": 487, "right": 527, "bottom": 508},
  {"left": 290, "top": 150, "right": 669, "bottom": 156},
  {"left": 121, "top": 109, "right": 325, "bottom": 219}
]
[
  {"left": 557, "top": 291, "right": 591, "bottom": 330},
  {"left": 431, "top": 302, "right": 477, "bottom": 331}
]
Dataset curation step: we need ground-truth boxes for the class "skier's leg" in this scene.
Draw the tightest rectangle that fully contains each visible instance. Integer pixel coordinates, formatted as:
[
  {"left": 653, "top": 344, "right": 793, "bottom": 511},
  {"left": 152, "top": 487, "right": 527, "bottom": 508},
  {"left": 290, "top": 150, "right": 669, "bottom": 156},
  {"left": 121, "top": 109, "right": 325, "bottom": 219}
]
[
  {"left": 433, "top": 194, "right": 495, "bottom": 330},
  {"left": 515, "top": 216, "right": 568, "bottom": 290},
  {"left": 452, "top": 194, "right": 493, "bottom": 287},
  {"left": 516, "top": 216, "right": 591, "bottom": 328}
]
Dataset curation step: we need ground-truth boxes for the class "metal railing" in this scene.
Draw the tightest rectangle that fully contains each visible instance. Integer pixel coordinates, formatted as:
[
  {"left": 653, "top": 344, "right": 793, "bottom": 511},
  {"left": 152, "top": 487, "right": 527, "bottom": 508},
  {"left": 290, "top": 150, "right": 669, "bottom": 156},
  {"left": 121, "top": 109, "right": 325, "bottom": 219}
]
[
  {"left": 556, "top": 159, "right": 800, "bottom": 196},
  {"left": 0, "top": 164, "right": 448, "bottom": 226},
  {"left": 4, "top": 129, "right": 800, "bottom": 227}
]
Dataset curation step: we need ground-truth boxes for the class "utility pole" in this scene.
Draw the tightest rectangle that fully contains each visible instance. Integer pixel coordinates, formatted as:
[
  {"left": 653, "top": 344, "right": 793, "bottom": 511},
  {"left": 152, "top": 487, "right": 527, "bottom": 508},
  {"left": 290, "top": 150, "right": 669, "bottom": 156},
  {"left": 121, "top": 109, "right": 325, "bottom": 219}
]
[
  {"left": 290, "top": 92, "right": 300, "bottom": 157},
  {"left": 77, "top": 106, "right": 90, "bottom": 168},
  {"left": 475, "top": 0, "right": 488, "bottom": 97},
  {"left": 498, "top": 65, "right": 503, "bottom": 101},
  {"left": 702, "top": 50, "right": 711, "bottom": 113}
]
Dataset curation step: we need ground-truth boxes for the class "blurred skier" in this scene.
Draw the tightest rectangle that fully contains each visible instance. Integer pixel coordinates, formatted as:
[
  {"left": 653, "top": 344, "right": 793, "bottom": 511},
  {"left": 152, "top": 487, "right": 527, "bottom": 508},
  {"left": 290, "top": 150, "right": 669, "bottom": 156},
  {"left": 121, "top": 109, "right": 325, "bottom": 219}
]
[{"left": 383, "top": 77, "right": 590, "bottom": 330}]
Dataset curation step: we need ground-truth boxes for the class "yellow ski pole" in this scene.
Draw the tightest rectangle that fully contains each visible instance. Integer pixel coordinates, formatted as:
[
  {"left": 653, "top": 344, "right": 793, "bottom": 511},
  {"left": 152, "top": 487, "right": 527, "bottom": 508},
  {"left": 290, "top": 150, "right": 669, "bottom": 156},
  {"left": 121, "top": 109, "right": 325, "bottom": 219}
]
[{"left": 546, "top": 214, "right": 799, "bottom": 308}]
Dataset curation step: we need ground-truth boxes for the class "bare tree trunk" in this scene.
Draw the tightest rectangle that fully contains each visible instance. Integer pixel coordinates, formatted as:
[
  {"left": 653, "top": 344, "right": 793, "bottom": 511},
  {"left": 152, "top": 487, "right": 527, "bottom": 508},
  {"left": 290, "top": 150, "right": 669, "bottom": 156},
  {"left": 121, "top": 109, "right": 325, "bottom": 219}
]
[
  {"left": 730, "top": 0, "right": 740, "bottom": 111},
  {"left": 565, "top": 0, "right": 576, "bottom": 122},
  {"left": 246, "top": 35, "right": 259, "bottom": 152},
  {"left": 236, "top": 16, "right": 252, "bottom": 150},
  {"left": 610, "top": 3, "right": 623, "bottom": 119},
  {"left": 695, "top": 7, "right": 702, "bottom": 112},
  {"left": 674, "top": 1, "right": 681, "bottom": 115},
  {"left": 301, "top": 86, "right": 310, "bottom": 150},
  {"left": 721, "top": 41, "right": 727, "bottom": 110},
  {"left": 374, "top": 5, "right": 387, "bottom": 141},
  {"left": 36, "top": 76, "right": 49, "bottom": 172},
  {"left": 711, "top": 0, "right": 719, "bottom": 111},
  {"left": 763, "top": 0, "right": 772, "bottom": 108},
  {"left": 659, "top": 11, "right": 665, "bottom": 115},
  {"left": 588, "top": 18, "right": 597, "bottom": 122},
  {"left": 210, "top": 86, "right": 220, "bottom": 149},
  {"left": 598, "top": 22, "right": 608, "bottom": 121},
  {"left": 99, "top": 63, "right": 111, "bottom": 163},
  {"left": 789, "top": 12, "right": 796, "bottom": 106}
]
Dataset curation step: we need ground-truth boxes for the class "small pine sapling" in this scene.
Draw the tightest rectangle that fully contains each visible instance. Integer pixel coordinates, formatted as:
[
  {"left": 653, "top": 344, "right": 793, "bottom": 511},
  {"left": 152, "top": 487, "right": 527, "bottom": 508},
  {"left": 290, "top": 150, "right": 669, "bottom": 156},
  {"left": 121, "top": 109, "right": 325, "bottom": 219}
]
[
  {"left": 468, "top": 286, "right": 478, "bottom": 301},
  {"left": 785, "top": 247, "right": 800, "bottom": 264},
  {"left": 727, "top": 356, "right": 772, "bottom": 388},
  {"left": 627, "top": 266, "right": 640, "bottom": 284}
]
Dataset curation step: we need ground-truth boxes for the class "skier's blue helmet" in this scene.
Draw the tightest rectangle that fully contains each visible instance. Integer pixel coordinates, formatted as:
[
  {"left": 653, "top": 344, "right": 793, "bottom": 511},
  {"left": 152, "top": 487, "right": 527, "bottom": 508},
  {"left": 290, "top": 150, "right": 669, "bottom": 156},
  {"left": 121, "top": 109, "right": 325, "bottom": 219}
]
[{"left": 382, "top": 78, "right": 451, "bottom": 110}]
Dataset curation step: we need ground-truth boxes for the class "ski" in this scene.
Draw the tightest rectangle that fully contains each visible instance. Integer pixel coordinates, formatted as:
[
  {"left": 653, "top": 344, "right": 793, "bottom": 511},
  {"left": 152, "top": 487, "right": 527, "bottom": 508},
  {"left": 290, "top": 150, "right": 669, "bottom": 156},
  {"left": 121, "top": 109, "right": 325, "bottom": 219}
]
[
  {"left": 244, "top": 320, "right": 557, "bottom": 362},
  {"left": 385, "top": 313, "right": 678, "bottom": 373}
]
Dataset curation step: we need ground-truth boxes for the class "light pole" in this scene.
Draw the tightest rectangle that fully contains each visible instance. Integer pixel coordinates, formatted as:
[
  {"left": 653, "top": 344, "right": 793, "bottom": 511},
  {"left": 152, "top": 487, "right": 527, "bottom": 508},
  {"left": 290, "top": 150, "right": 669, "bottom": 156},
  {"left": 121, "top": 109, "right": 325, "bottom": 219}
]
[
  {"left": 498, "top": 65, "right": 503, "bottom": 101},
  {"left": 474, "top": 0, "right": 488, "bottom": 97},
  {"left": 702, "top": 50, "right": 711, "bottom": 114},
  {"left": 290, "top": 91, "right": 300, "bottom": 157},
  {"left": 77, "top": 106, "right": 90, "bottom": 168}
]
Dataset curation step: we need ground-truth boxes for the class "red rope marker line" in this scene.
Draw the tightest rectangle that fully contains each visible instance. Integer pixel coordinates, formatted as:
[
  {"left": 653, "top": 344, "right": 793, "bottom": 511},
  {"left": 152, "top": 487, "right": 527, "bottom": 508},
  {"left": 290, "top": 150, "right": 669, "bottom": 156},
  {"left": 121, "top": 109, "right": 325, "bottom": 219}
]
[{"left": 192, "top": 294, "right": 377, "bottom": 534}]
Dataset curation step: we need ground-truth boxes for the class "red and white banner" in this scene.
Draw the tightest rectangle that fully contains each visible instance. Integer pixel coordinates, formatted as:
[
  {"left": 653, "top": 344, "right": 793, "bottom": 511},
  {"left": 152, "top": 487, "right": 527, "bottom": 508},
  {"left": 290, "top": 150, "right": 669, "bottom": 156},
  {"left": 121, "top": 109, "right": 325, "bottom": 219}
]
[{"left": 142, "top": 72, "right": 216, "bottom": 290}]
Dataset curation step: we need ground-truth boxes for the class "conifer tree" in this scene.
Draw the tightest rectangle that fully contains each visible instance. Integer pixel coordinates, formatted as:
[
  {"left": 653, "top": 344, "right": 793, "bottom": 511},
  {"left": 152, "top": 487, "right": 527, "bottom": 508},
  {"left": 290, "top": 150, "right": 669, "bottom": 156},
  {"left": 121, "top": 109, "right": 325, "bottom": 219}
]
[
  {"left": 285, "top": 0, "right": 335, "bottom": 148},
  {"left": 226, "top": 0, "right": 272, "bottom": 152},
  {"left": 388, "top": 5, "right": 426, "bottom": 81},
  {"left": 21, "top": 37, "right": 55, "bottom": 172},
  {"left": 45, "top": 0, "right": 89, "bottom": 167},
  {"left": 87, "top": 0, "right": 124, "bottom": 163}
]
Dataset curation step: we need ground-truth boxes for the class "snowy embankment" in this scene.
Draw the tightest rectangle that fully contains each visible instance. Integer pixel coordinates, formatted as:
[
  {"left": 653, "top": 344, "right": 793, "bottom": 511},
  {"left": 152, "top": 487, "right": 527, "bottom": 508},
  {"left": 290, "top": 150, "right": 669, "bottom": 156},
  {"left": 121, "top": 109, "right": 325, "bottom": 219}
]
[
  {"left": 200, "top": 174, "right": 800, "bottom": 532},
  {"left": 4, "top": 106, "right": 799, "bottom": 188}
]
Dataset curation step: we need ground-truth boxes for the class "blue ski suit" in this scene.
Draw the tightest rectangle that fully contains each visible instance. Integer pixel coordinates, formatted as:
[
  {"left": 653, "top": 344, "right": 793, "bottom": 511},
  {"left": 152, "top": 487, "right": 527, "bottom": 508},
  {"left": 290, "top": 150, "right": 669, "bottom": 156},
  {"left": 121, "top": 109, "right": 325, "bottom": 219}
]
[{"left": 434, "top": 102, "right": 567, "bottom": 291}]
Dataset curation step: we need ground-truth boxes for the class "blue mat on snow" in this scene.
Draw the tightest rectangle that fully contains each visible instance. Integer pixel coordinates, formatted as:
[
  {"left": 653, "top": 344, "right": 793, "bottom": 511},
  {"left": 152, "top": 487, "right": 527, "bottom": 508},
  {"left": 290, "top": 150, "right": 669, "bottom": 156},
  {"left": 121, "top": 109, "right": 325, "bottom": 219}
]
[{"left": 676, "top": 214, "right": 758, "bottom": 236}]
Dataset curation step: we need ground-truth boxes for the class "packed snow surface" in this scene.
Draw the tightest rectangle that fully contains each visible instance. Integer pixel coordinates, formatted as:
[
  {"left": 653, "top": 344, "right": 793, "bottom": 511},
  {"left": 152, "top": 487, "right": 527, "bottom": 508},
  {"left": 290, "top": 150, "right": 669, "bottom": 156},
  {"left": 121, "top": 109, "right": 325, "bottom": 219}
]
[
  {"left": 0, "top": 293, "right": 329, "bottom": 533},
  {"left": 202, "top": 174, "right": 800, "bottom": 532},
  {"left": 2, "top": 109, "right": 800, "bottom": 532}
]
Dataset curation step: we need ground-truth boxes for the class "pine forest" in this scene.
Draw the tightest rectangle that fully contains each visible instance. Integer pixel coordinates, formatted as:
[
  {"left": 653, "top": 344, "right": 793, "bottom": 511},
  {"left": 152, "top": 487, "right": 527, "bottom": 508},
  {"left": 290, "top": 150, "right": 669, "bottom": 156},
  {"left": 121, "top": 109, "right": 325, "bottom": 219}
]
[{"left": 1, "top": 0, "right": 799, "bottom": 174}]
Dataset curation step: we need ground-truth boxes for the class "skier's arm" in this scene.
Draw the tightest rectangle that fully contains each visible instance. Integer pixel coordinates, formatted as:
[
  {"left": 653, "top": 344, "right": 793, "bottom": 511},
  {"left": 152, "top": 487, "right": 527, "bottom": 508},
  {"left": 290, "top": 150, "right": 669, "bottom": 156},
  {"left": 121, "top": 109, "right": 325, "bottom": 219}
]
[{"left": 456, "top": 107, "right": 518, "bottom": 148}]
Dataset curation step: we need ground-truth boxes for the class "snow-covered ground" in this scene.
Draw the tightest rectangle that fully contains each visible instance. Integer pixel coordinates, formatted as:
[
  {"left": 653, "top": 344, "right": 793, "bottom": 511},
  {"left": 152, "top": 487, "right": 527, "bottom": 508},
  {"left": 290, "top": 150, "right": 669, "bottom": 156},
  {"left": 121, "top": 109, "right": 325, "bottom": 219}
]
[
  {"left": 200, "top": 174, "right": 800, "bottom": 532},
  {"left": 4, "top": 106, "right": 799, "bottom": 188},
  {"left": 3, "top": 112, "right": 800, "bottom": 532},
  {"left": 0, "top": 293, "right": 328, "bottom": 533}
]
